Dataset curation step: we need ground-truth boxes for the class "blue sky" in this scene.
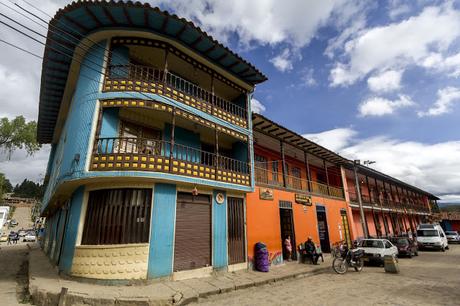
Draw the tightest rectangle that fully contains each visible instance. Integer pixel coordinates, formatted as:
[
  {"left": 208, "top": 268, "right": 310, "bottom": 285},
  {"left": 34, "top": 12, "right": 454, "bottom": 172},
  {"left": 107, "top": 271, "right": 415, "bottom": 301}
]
[{"left": 0, "top": 0, "right": 459, "bottom": 202}]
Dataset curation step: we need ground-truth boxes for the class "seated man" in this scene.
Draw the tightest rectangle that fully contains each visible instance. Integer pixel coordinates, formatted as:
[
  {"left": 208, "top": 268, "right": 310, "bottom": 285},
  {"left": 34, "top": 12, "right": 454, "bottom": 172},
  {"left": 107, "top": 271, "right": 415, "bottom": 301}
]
[{"left": 304, "top": 237, "right": 321, "bottom": 265}]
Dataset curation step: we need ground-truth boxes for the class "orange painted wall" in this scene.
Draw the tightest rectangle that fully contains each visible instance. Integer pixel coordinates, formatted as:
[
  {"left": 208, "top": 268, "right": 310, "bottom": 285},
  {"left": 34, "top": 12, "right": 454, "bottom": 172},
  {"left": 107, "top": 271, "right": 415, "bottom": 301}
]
[{"left": 246, "top": 187, "right": 350, "bottom": 263}]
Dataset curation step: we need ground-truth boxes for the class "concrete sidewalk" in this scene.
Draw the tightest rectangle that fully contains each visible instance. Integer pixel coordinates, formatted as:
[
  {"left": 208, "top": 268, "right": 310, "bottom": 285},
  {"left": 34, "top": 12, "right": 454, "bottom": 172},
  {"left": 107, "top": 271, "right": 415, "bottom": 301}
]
[{"left": 29, "top": 248, "right": 331, "bottom": 306}]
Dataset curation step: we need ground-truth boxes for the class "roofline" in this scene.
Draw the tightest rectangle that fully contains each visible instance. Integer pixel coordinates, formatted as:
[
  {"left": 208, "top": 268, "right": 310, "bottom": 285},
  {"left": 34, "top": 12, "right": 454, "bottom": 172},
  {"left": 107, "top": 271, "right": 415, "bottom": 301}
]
[{"left": 253, "top": 112, "right": 439, "bottom": 200}]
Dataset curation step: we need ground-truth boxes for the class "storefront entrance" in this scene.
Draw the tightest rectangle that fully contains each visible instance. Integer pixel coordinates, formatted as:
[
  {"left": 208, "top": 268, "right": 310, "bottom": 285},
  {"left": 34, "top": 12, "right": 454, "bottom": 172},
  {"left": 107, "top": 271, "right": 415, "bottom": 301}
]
[
  {"left": 174, "top": 192, "right": 211, "bottom": 271},
  {"left": 227, "top": 197, "right": 246, "bottom": 265},
  {"left": 316, "top": 206, "right": 331, "bottom": 253},
  {"left": 279, "top": 201, "right": 296, "bottom": 261},
  {"left": 340, "top": 209, "right": 352, "bottom": 247}
]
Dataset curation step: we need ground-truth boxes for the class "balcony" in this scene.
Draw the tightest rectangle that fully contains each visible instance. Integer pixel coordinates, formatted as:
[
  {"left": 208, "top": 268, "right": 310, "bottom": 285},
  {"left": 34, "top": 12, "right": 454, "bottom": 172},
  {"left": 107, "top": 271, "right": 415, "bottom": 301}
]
[
  {"left": 103, "top": 64, "right": 248, "bottom": 128},
  {"left": 90, "top": 137, "right": 251, "bottom": 187},
  {"left": 254, "top": 167, "right": 344, "bottom": 199}
]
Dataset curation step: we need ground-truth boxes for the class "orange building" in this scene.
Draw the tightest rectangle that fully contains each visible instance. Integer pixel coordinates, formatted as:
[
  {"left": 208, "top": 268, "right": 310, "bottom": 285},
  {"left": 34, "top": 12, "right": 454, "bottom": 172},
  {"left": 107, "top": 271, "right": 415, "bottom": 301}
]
[
  {"left": 247, "top": 114, "right": 354, "bottom": 266},
  {"left": 246, "top": 114, "right": 438, "bottom": 266}
]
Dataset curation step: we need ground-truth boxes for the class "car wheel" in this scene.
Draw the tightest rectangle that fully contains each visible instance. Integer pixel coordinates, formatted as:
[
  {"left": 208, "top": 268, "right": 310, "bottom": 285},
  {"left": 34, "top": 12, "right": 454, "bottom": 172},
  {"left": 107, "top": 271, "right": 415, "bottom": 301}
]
[{"left": 446, "top": 245, "right": 449, "bottom": 250}]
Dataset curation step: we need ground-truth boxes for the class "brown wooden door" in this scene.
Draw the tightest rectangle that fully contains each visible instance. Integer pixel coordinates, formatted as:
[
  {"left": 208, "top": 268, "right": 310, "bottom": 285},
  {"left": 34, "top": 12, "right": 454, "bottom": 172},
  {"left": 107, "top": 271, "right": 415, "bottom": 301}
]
[
  {"left": 227, "top": 197, "right": 245, "bottom": 265},
  {"left": 174, "top": 192, "right": 211, "bottom": 272}
]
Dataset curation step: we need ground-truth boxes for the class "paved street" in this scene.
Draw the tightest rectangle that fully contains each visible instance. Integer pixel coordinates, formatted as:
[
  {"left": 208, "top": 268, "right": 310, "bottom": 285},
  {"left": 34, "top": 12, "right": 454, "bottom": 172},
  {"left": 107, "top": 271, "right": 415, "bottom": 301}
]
[
  {"left": 0, "top": 206, "right": 34, "bottom": 305},
  {"left": 196, "top": 245, "right": 460, "bottom": 306}
]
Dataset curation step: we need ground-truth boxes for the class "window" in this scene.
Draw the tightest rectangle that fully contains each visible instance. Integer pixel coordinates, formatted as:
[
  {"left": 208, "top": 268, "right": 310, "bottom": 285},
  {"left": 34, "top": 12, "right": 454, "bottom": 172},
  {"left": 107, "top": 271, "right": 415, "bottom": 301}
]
[
  {"left": 118, "top": 121, "right": 161, "bottom": 155},
  {"left": 82, "top": 188, "right": 152, "bottom": 245},
  {"left": 384, "top": 241, "right": 392, "bottom": 248}
]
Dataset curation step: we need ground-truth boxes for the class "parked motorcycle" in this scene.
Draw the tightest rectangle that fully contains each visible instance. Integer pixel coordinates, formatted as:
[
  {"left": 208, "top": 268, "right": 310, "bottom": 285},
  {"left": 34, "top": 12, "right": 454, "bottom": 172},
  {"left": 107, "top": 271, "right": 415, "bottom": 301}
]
[{"left": 332, "top": 244, "right": 365, "bottom": 274}]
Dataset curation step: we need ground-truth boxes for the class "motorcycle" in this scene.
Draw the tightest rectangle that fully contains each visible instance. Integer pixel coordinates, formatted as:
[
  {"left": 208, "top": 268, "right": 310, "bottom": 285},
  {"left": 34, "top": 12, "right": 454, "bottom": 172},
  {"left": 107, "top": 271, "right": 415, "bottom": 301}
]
[{"left": 332, "top": 244, "right": 365, "bottom": 274}]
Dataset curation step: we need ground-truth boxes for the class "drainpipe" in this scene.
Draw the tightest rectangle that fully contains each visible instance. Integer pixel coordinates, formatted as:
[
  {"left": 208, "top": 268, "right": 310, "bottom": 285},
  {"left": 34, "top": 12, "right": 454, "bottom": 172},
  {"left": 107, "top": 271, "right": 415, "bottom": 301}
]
[{"left": 354, "top": 160, "right": 368, "bottom": 239}]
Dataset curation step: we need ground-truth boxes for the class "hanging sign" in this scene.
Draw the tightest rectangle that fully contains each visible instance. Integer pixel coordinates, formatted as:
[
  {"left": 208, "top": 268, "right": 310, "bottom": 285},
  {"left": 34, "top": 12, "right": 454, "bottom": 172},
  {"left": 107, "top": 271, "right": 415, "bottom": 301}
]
[
  {"left": 259, "top": 187, "right": 274, "bottom": 200},
  {"left": 295, "top": 194, "right": 312, "bottom": 206}
]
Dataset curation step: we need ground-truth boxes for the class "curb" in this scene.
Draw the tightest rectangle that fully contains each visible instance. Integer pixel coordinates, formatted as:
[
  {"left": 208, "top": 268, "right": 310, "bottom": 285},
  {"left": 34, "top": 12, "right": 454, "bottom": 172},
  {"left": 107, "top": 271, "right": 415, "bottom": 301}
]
[{"left": 28, "top": 247, "right": 331, "bottom": 306}]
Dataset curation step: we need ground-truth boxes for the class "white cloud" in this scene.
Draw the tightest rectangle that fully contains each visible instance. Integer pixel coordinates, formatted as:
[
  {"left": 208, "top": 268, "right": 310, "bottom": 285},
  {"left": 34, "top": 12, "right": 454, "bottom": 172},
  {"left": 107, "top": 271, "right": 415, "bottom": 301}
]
[
  {"left": 388, "top": 0, "right": 411, "bottom": 20},
  {"left": 367, "top": 70, "right": 403, "bottom": 93},
  {"left": 154, "top": 0, "right": 355, "bottom": 49},
  {"left": 418, "top": 87, "right": 460, "bottom": 117},
  {"left": 300, "top": 68, "right": 317, "bottom": 87},
  {"left": 0, "top": 146, "right": 51, "bottom": 185},
  {"left": 269, "top": 48, "right": 294, "bottom": 72},
  {"left": 330, "top": 3, "right": 460, "bottom": 86},
  {"left": 251, "top": 98, "right": 266, "bottom": 114},
  {"left": 359, "top": 95, "right": 414, "bottom": 117},
  {"left": 305, "top": 128, "right": 460, "bottom": 198},
  {"left": 303, "top": 128, "right": 356, "bottom": 152},
  {"left": 421, "top": 52, "right": 460, "bottom": 78}
]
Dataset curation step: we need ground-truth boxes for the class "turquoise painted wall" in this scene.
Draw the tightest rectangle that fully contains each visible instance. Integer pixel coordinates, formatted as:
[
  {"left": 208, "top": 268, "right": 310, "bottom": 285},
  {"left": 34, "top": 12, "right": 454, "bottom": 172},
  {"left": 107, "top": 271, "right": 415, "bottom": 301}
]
[
  {"left": 59, "top": 186, "right": 85, "bottom": 273},
  {"left": 164, "top": 123, "right": 201, "bottom": 162},
  {"left": 232, "top": 141, "right": 248, "bottom": 163},
  {"left": 212, "top": 190, "right": 228, "bottom": 268},
  {"left": 148, "top": 183, "right": 176, "bottom": 278},
  {"left": 52, "top": 209, "right": 65, "bottom": 264},
  {"left": 99, "top": 107, "right": 119, "bottom": 153},
  {"left": 110, "top": 45, "right": 130, "bottom": 78},
  {"left": 45, "top": 144, "right": 56, "bottom": 178},
  {"left": 42, "top": 41, "right": 107, "bottom": 210}
]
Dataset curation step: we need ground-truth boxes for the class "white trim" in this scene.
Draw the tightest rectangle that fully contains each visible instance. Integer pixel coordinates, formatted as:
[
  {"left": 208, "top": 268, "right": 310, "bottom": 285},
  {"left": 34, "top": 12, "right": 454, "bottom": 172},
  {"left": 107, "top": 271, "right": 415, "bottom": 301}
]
[
  {"left": 170, "top": 189, "right": 177, "bottom": 275},
  {"left": 228, "top": 262, "right": 247, "bottom": 272},
  {"left": 75, "top": 187, "right": 88, "bottom": 246},
  {"left": 173, "top": 266, "right": 213, "bottom": 281},
  {"left": 85, "top": 99, "right": 100, "bottom": 172}
]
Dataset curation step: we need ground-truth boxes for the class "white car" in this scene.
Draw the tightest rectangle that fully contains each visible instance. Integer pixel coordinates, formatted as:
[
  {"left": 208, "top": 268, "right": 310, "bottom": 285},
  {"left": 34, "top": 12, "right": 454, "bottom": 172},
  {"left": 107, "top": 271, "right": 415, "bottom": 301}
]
[
  {"left": 416, "top": 224, "right": 449, "bottom": 251},
  {"left": 23, "top": 232, "right": 36, "bottom": 242},
  {"left": 445, "top": 231, "right": 460, "bottom": 244},
  {"left": 357, "top": 238, "right": 398, "bottom": 264}
]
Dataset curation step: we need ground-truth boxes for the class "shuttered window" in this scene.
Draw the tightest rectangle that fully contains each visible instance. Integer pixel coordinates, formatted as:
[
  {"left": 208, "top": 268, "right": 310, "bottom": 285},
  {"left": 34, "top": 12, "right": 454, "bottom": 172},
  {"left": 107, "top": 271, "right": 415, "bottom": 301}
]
[{"left": 82, "top": 188, "right": 152, "bottom": 245}]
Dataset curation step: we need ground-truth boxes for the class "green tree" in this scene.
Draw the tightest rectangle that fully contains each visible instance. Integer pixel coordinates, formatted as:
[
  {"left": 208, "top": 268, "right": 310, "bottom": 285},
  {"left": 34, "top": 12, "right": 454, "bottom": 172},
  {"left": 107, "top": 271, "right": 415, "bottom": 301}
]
[
  {"left": 0, "top": 173, "right": 12, "bottom": 200},
  {"left": 13, "top": 178, "right": 44, "bottom": 199},
  {"left": 0, "top": 116, "right": 40, "bottom": 157}
]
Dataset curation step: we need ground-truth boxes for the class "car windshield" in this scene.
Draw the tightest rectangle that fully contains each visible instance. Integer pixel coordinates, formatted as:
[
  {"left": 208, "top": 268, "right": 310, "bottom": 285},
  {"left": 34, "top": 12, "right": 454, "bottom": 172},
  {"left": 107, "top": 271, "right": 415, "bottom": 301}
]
[
  {"left": 446, "top": 231, "right": 458, "bottom": 235},
  {"left": 395, "top": 238, "right": 409, "bottom": 245},
  {"left": 417, "top": 229, "right": 438, "bottom": 237},
  {"left": 360, "top": 240, "right": 384, "bottom": 248}
]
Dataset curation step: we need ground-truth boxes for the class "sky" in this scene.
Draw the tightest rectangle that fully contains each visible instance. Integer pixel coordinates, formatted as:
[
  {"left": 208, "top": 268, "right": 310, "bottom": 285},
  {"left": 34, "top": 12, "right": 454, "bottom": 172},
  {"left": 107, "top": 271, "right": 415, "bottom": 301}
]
[{"left": 0, "top": 0, "right": 459, "bottom": 203}]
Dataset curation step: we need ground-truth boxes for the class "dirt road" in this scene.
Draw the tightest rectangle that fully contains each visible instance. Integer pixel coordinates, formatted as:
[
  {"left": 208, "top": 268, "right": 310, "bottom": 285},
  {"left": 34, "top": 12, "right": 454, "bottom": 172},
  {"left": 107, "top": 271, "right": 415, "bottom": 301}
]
[
  {"left": 0, "top": 206, "right": 34, "bottom": 305},
  {"left": 196, "top": 245, "right": 460, "bottom": 306}
]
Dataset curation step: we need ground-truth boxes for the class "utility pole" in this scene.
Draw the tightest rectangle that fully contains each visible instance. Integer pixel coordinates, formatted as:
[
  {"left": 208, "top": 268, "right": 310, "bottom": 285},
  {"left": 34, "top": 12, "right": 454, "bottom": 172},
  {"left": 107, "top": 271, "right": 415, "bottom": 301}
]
[{"left": 354, "top": 160, "right": 368, "bottom": 238}]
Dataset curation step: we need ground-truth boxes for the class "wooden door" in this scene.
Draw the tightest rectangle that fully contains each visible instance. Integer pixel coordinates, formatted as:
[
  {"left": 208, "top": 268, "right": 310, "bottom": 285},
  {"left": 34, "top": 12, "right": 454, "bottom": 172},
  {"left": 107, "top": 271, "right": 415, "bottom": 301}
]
[
  {"left": 174, "top": 192, "right": 211, "bottom": 271},
  {"left": 227, "top": 197, "right": 245, "bottom": 265}
]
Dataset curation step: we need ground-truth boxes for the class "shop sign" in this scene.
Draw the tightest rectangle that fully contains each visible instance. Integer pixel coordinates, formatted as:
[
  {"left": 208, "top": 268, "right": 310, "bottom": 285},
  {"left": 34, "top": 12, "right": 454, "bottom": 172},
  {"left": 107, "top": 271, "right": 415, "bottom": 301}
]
[
  {"left": 215, "top": 192, "right": 225, "bottom": 204},
  {"left": 295, "top": 194, "right": 312, "bottom": 206},
  {"left": 259, "top": 187, "right": 274, "bottom": 200}
]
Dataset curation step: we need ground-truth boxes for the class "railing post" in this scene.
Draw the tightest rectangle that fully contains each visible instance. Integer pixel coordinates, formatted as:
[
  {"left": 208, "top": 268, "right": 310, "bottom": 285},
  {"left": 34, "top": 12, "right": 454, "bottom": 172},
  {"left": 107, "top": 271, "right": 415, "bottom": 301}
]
[
  {"left": 280, "top": 141, "right": 287, "bottom": 188},
  {"left": 304, "top": 151, "right": 311, "bottom": 192},
  {"left": 215, "top": 129, "right": 219, "bottom": 178},
  {"left": 169, "top": 108, "right": 176, "bottom": 172},
  {"left": 163, "top": 48, "right": 169, "bottom": 83},
  {"left": 323, "top": 159, "right": 331, "bottom": 196}
]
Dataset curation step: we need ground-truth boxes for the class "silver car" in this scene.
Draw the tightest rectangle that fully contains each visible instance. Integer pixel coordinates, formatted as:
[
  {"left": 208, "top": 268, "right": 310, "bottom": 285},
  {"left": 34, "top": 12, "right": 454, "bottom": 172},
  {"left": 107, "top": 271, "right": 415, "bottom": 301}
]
[{"left": 445, "top": 231, "right": 460, "bottom": 243}]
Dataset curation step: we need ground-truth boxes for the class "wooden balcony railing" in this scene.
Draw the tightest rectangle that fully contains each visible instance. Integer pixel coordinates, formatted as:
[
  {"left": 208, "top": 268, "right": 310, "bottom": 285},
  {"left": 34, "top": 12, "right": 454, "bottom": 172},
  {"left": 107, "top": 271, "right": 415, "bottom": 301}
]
[
  {"left": 103, "top": 64, "right": 248, "bottom": 128},
  {"left": 91, "top": 137, "right": 251, "bottom": 186},
  {"left": 254, "top": 167, "right": 344, "bottom": 199},
  {"left": 347, "top": 190, "right": 430, "bottom": 214}
]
